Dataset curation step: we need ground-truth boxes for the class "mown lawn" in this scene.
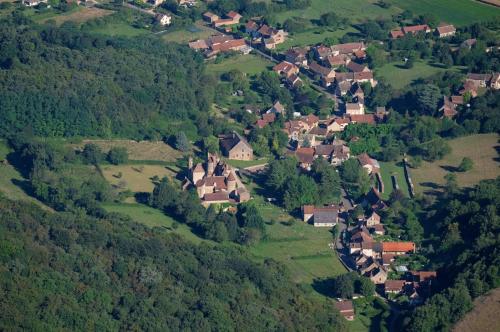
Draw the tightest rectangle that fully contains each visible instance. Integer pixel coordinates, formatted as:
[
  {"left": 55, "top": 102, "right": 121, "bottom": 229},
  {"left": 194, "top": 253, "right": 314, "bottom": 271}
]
[
  {"left": 375, "top": 60, "right": 464, "bottom": 89},
  {"left": 412, "top": 134, "right": 499, "bottom": 194},
  {"left": 224, "top": 157, "right": 270, "bottom": 169},
  {"left": 206, "top": 54, "right": 273, "bottom": 76},
  {"left": 379, "top": 161, "right": 410, "bottom": 199},
  {"left": 103, "top": 203, "right": 205, "bottom": 244},
  {"left": 391, "top": 0, "right": 500, "bottom": 26}
]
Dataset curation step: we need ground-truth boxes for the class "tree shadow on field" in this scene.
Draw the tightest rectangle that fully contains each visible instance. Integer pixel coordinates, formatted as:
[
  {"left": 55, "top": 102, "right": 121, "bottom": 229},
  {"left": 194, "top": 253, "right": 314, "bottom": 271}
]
[
  {"left": 439, "top": 165, "right": 458, "bottom": 172},
  {"left": 312, "top": 278, "right": 336, "bottom": 298}
]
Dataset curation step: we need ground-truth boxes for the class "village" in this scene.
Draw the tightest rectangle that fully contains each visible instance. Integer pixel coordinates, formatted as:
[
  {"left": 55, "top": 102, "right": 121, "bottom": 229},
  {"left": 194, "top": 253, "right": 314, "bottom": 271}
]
[{"left": 4, "top": 0, "right": 499, "bottom": 329}]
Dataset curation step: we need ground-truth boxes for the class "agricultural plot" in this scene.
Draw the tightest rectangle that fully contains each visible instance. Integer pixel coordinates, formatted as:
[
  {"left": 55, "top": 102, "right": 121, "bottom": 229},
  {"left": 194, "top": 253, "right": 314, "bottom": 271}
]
[
  {"left": 103, "top": 203, "right": 204, "bottom": 243},
  {"left": 412, "top": 134, "right": 499, "bottom": 194},
  {"left": 277, "top": 26, "right": 356, "bottom": 51}
]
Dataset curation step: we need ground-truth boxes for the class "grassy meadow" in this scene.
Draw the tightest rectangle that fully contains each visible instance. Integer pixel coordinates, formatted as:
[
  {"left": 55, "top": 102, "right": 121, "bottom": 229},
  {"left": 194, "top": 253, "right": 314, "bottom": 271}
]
[
  {"left": 246, "top": 179, "right": 347, "bottom": 285},
  {"left": 379, "top": 161, "right": 410, "bottom": 199},
  {"left": 391, "top": 0, "right": 500, "bottom": 26},
  {"left": 162, "top": 21, "right": 215, "bottom": 43},
  {"left": 375, "top": 60, "right": 465, "bottom": 89},
  {"left": 103, "top": 202, "right": 205, "bottom": 243},
  {"left": 412, "top": 134, "right": 499, "bottom": 194},
  {"left": 206, "top": 54, "right": 273, "bottom": 76}
]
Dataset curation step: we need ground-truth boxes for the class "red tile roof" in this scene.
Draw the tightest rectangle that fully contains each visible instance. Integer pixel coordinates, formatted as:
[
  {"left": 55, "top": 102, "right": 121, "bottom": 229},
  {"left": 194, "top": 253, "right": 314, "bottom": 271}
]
[
  {"left": 403, "top": 24, "right": 430, "bottom": 34},
  {"left": 295, "top": 147, "right": 315, "bottom": 164},
  {"left": 385, "top": 280, "right": 406, "bottom": 292},
  {"left": 302, "top": 205, "right": 315, "bottom": 215},
  {"left": 437, "top": 24, "right": 456, "bottom": 35},
  {"left": 382, "top": 242, "right": 415, "bottom": 253},
  {"left": 350, "top": 114, "right": 376, "bottom": 124},
  {"left": 203, "top": 192, "right": 229, "bottom": 202},
  {"left": 390, "top": 29, "right": 404, "bottom": 39}
]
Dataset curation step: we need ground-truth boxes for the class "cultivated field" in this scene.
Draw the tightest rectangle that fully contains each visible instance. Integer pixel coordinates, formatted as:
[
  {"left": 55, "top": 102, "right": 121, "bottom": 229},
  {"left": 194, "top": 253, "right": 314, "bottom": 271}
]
[
  {"left": 412, "top": 134, "right": 499, "bottom": 194},
  {"left": 74, "top": 139, "right": 182, "bottom": 162},
  {"left": 206, "top": 54, "right": 273, "bottom": 76},
  {"left": 375, "top": 60, "right": 464, "bottom": 89},
  {"left": 101, "top": 164, "right": 179, "bottom": 193},
  {"left": 453, "top": 288, "right": 500, "bottom": 332},
  {"left": 41, "top": 7, "right": 114, "bottom": 25},
  {"left": 103, "top": 203, "right": 204, "bottom": 243}
]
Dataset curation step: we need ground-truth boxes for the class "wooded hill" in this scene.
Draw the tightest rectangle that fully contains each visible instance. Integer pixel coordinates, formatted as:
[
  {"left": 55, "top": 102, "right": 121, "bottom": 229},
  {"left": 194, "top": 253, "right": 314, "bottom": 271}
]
[
  {"left": 0, "top": 196, "right": 347, "bottom": 331},
  {"left": 0, "top": 15, "right": 209, "bottom": 139}
]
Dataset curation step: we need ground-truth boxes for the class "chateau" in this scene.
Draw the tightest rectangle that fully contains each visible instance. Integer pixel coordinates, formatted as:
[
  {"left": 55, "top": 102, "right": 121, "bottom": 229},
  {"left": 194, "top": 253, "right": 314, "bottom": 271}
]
[{"left": 182, "top": 153, "right": 250, "bottom": 207}]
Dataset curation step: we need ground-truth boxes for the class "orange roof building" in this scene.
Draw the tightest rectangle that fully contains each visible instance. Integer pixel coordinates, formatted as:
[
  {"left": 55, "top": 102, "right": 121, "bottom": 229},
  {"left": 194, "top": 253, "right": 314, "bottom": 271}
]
[{"left": 382, "top": 242, "right": 416, "bottom": 254}]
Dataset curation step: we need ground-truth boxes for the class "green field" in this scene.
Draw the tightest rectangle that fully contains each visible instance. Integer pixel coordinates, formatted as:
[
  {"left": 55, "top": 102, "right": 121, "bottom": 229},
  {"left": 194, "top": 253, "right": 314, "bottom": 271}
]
[
  {"left": 86, "top": 21, "right": 149, "bottom": 37},
  {"left": 224, "top": 157, "right": 270, "bottom": 169},
  {"left": 392, "top": 0, "right": 500, "bottom": 26},
  {"left": 206, "top": 54, "right": 273, "bottom": 76},
  {"left": 162, "top": 21, "right": 215, "bottom": 44},
  {"left": 412, "top": 134, "right": 499, "bottom": 194},
  {"left": 273, "top": 0, "right": 499, "bottom": 26},
  {"left": 0, "top": 141, "right": 52, "bottom": 210},
  {"left": 379, "top": 161, "right": 410, "bottom": 199},
  {"left": 274, "top": 0, "right": 398, "bottom": 24},
  {"left": 277, "top": 26, "right": 357, "bottom": 51},
  {"left": 248, "top": 192, "right": 347, "bottom": 285},
  {"left": 375, "top": 60, "right": 464, "bottom": 89},
  {"left": 103, "top": 203, "right": 205, "bottom": 244}
]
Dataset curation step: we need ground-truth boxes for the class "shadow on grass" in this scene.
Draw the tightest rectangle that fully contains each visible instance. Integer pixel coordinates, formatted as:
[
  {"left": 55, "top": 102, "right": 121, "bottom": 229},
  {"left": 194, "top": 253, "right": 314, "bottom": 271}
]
[
  {"left": 439, "top": 165, "right": 459, "bottom": 172},
  {"left": 312, "top": 277, "right": 336, "bottom": 298}
]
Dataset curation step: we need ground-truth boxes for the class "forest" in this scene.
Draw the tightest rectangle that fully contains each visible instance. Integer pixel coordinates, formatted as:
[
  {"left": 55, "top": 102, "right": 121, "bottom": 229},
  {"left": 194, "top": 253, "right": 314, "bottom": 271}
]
[
  {"left": 0, "top": 15, "right": 210, "bottom": 140},
  {"left": 0, "top": 195, "right": 347, "bottom": 331},
  {"left": 401, "top": 178, "right": 500, "bottom": 330}
]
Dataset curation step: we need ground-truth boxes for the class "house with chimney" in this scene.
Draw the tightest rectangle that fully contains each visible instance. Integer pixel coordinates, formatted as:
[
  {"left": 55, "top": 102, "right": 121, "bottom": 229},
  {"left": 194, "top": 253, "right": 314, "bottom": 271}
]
[
  {"left": 219, "top": 132, "right": 253, "bottom": 161},
  {"left": 273, "top": 61, "right": 300, "bottom": 78}
]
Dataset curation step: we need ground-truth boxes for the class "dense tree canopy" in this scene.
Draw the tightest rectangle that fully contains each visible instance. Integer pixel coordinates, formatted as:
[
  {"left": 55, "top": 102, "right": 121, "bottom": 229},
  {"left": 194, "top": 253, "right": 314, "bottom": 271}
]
[
  {"left": 0, "top": 16, "right": 209, "bottom": 139},
  {"left": 0, "top": 196, "right": 347, "bottom": 331}
]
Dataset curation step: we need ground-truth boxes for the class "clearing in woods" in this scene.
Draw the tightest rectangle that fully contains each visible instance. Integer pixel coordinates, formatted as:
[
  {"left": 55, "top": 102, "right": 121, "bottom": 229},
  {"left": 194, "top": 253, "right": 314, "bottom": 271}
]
[
  {"left": 73, "top": 140, "right": 182, "bottom": 162},
  {"left": 101, "top": 164, "right": 179, "bottom": 194},
  {"left": 412, "top": 134, "right": 499, "bottom": 194},
  {"left": 40, "top": 7, "right": 114, "bottom": 25}
]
